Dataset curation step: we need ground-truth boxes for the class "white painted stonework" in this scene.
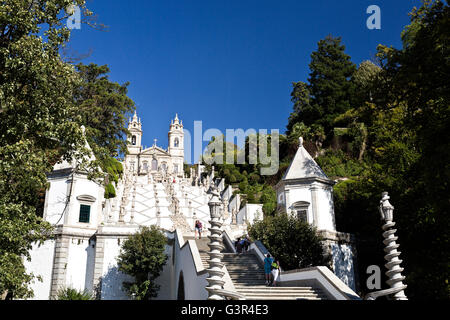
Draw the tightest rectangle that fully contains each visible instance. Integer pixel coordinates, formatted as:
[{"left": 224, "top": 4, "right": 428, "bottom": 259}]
[
  {"left": 24, "top": 114, "right": 245, "bottom": 300},
  {"left": 236, "top": 204, "right": 263, "bottom": 226},
  {"left": 24, "top": 119, "right": 357, "bottom": 300}
]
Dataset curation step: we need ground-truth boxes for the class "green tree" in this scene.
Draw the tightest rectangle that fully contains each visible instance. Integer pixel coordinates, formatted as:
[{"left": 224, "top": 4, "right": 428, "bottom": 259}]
[
  {"left": 372, "top": 0, "right": 450, "bottom": 299},
  {"left": 287, "top": 81, "right": 311, "bottom": 134},
  {"left": 74, "top": 63, "right": 135, "bottom": 198},
  {"left": 351, "top": 60, "right": 381, "bottom": 106},
  {"left": 75, "top": 63, "right": 135, "bottom": 159},
  {"left": 288, "top": 35, "right": 356, "bottom": 136},
  {"left": 324, "top": 0, "right": 449, "bottom": 299},
  {"left": 248, "top": 213, "right": 331, "bottom": 270},
  {"left": 117, "top": 226, "right": 168, "bottom": 300},
  {"left": 0, "top": 0, "right": 92, "bottom": 299}
]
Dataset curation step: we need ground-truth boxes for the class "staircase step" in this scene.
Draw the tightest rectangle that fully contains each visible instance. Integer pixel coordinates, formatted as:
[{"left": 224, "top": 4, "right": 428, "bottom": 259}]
[
  {"left": 220, "top": 252, "right": 328, "bottom": 300},
  {"left": 236, "top": 289, "right": 319, "bottom": 294},
  {"left": 234, "top": 285, "right": 316, "bottom": 290},
  {"left": 245, "top": 296, "right": 323, "bottom": 300},
  {"left": 238, "top": 292, "right": 320, "bottom": 297}
]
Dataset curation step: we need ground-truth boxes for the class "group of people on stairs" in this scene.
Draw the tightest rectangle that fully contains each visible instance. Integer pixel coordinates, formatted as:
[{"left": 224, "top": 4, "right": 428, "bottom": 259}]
[
  {"left": 234, "top": 236, "right": 251, "bottom": 254},
  {"left": 194, "top": 221, "right": 281, "bottom": 287}
]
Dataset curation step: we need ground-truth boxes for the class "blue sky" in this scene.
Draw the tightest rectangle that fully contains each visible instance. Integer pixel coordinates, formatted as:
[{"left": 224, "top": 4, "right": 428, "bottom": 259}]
[{"left": 67, "top": 0, "right": 418, "bottom": 163}]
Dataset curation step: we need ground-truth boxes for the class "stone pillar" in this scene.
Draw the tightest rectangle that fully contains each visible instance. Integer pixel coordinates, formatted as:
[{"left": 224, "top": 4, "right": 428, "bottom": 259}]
[
  {"left": 130, "top": 186, "right": 136, "bottom": 224},
  {"left": 222, "top": 197, "right": 229, "bottom": 220},
  {"left": 365, "top": 192, "right": 408, "bottom": 300},
  {"left": 284, "top": 189, "right": 290, "bottom": 215},
  {"left": 118, "top": 204, "right": 125, "bottom": 223},
  {"left": 92, "top": 235, "right": 105, "bottom": 299},
  {"left": 64, "top": 177, "right": 77, "bottom": 225},
  {"left": 50, "top": 234, "right": 70, "bottom": 298},
  {"left": 205, "top": 187, "right": 225, "bottom": 300},
  {"left": 109, "top": 198, "right": 116, "bottom": 224},
  {"left": 379, "top": 192, "right": 407, "bottom": 300},
  {"left": 310, "top": 184, "right": 320, "bottom": 228}
]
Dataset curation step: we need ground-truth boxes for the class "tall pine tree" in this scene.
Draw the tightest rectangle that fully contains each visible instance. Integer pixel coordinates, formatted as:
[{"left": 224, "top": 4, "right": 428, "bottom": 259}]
[{"left": 288, "top": 35, "right": 356, "bottom": 139}]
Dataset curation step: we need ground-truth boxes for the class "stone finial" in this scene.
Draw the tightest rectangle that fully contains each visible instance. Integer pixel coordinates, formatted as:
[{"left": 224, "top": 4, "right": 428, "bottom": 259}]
[
  {"left": 299, "top": 137, "right": 304, "bottom": 148},
  {"left": 379, "top": 192, "right": 394, "bottom": 222}
]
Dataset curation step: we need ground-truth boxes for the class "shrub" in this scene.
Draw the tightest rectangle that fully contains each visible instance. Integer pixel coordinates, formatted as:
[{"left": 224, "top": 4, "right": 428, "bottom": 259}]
[
  {"left": 248, "top": 213, "right": 331, "bottom": 270},
  {"left": 117, "top": 226, "right": 168, "bottom": 300},
  {"left": 55, "top": 287, "right": 94, "bottom": 300}
]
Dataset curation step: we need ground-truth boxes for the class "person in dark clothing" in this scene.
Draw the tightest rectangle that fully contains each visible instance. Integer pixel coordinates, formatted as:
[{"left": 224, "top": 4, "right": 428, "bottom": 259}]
[
  {"left": 239, "top": 238, "right": 246, "bottom": 253},
  {"left": 243, "top": 236, "right": 250, "bottom": 252},
  {"left": 264, "top": 254, "right": 274, "bottom": 286},
  {"left": 194, "top": 220, "right": 202, "bottom": 239},
  {"left": 235, "top": 237, "right": 243, "bottom": 254}
]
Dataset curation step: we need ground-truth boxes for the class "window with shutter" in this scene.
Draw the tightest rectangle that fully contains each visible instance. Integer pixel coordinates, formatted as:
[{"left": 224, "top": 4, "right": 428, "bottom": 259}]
[{"left": 79, "top": 204, "right": 91, "bottom": 223}]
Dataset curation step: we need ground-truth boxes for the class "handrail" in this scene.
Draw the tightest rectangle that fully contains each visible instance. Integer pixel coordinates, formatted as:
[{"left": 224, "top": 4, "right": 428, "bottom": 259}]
[
  {"left": 280, "top": 266, "right": 360, "bottom": 300},
  {"left": 222, "top": 230, "right": 237, "bottom": 253},
  {"left": 208, "top": 288, "right": 246, "bottom": 300},
  {"left": 365, "top": 285, "right": 408, "bottom": 300}
]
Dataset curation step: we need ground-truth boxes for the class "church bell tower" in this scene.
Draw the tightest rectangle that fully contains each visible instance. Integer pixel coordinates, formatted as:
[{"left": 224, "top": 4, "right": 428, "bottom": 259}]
[
  {"left": 168, "top": 114, "right": 184, "bottom": 176},
  {"left": 127, "top": 111, "right": 142, "bottom": 155}
]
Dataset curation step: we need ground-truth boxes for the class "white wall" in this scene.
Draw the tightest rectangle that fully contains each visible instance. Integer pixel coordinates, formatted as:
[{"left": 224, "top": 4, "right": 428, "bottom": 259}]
[
  {"left": 281, "top": 184, "right": 336, "bottom": 232},
  {"left": 100, "top": 237, "right": 133, "bottom": 300},
  {"left": 23, "top": 240, "right": 56, "bottom": 300},
  {"left": 45, "top": 173, "right": 104, "bottom": 230},
  {"left": 66, "top": 175, "right": 104, "bottom": 228},
  {"left": 65, "top": 237, "right": 92, "bottom": 292},
  {"left": 330, "top": 243, "right": 356, "bottom": 291},
  {"left": 284, "top": 186, "right": 314, "bottom": 223},
  {"left": 228, "top": 194, "right": 240, "bottom": 216},
  {"left": 173, "top": 234, "right": 208, "bottom": 300},
  {"left": 44, "top": 178, "right": 69, "bottom": 225},
  {"left": 236, "top": 204, "right": 263, "bottom": 225},
  {"left": 222, "top": 185, "right": 233, "bottom": 202},
  {"left": 153, "top": 242, "right": 175, "bottom": 300}
]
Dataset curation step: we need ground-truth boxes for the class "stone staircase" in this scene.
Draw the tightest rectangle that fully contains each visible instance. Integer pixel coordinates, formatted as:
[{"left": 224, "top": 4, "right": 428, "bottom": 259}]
[
  {"left": 222, "top": 253, "right": 328, "bottom": 300},
  {"left": 192, "top": 237, "right": 328, "bottom": 300}
]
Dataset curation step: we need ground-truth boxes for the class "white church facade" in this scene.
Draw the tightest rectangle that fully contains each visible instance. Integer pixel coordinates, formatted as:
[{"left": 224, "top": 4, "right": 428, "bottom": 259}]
[
  {"left": 24, "top": 114, "right": 359, "bottom": 300},
  {"left": 125, "top": 112, "right": 185, "bottom": 179}
]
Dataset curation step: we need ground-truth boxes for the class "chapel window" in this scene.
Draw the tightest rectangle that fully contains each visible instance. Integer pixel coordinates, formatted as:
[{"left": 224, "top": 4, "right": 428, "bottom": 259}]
[
  {"left": 79, "top": 204, "right": 91, "bottom": 223},
  {"left": 293, "top": 201, "right": 310, "bottom": 223},
  {"left": 174, "top": 138, "right": 179, "bottom": 148},
  {"left": 152, "top": 159, "right": 158, "bottom": 171},
  {"left": 132, "top": 135, "right": 136, "bottom": 145}
]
